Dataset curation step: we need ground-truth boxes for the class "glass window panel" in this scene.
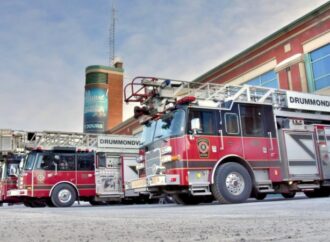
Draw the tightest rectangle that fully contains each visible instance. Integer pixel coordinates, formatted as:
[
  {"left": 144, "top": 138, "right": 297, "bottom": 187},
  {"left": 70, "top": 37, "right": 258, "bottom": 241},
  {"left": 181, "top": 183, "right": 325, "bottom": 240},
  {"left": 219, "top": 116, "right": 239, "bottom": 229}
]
[
  {"left": 188, "top": 110, "right": 215, "bottom": 135},
  {"left": 200, "top": 111, "right": 215, "bottom": 134},
  {"left": 77, "top": 153, "right": 94, "bottom": 171},
  {"left": 240, "top": 105, "right": 264, "bottom": 137},
  {"left": 312, "top": 56, "right": 330, "bottom": 79},
  {"left": 315, "top": 75, "right": 330, "bottom": 90},
  {"left": 260, "top": 71, "right": 276, "bottom": 82},
  {"left": 246, "top": 78, "right": 260, "bottom": 86},
  {"left": 262, "top": 80, "right": 278, "bottom": 88},
  {"left": 57, "top": 154, "right": 76, "bottom": 171},
  {"left": 225, "top": 113, "right": 239, "bottom": 135},
  {"left": 245, "top": 70, "right": 278, "bottom": 88},
  {"left": 310, "top": 44, "right": 330, "bottom": 61},
  {"left": 310, "top": 44, "right": 330, "bottom": 91}
]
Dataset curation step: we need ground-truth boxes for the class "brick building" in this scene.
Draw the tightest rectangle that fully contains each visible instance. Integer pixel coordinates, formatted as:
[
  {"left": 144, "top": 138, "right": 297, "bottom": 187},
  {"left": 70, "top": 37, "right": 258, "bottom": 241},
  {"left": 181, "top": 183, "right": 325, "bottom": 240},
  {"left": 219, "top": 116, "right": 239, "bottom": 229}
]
[{"left": 109, "top": 2, "right": 330, "bottom": 135}]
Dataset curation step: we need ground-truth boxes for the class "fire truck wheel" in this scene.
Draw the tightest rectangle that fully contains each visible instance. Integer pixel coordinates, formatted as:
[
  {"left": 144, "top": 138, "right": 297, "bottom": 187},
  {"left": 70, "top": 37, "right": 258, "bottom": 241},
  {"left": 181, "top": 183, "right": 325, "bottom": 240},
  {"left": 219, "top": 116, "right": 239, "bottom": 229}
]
[
  {"left": 254, "top": 193, "right": 267, "bottom": 200},
  {"left": 211, "top": 162, "right": 252, "bottom": 204},
  {"left": 46, "top": 199, "right": 55, "bottom": 207},
  {"left": 30, "top": 200, "right": 47, "bottom": 208},
  {"left": 51, "top": 184, "right": 77, "bottom": 207},
  {"left": 89, "top": 200, "right": 107, "bottom": 206},
  {"left": 304, "top": 189, "right": 330, "bottom": 198},
  {"left": 172, "top": 193, "right": 204, "bottom": 205},
  {"left": 281, "top": 192, "right": 296, "bottom": 199},
  {"left": 23, "top": 201, "right": 32, "bottom": 207}
]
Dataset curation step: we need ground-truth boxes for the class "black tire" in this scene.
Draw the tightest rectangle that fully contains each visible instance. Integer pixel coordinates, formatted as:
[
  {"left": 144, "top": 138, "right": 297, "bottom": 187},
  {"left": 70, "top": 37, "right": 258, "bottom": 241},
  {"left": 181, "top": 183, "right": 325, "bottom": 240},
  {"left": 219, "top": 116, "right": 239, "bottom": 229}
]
[
  {"left": 51, "top": 184, "right": 76, "bottom": 207},
  {"left": 23, "top": 201, "right": 32, "bottom": 207},
  {"left": 255, "top": 193, "right": 267, "bottom": 200},
  {"left": 89, "top": 200, "right": 107, "bottom": 206},
  {"left": 304, "top": 189, "right": 330, "bottom": 198},
  {"left": 46, "top": 199, "right": 55, "bottom": 207},
  {"left": 172, "top": 193, "right": 204, "bottom": 205},
  {"left": 282, "top": 192, "right": 296, "bottom": 199},
  {"left": 211, "top": 162, "right": 252, "bottom": 204},
  {"left": 30, "top": 200, "right": 47, "bottom": 208},
  {"left": 23, "top": 199, "right": 46, "bottom": 208},
  {"left": 159, "top": 196, "right": 174, "bottom": 204}
]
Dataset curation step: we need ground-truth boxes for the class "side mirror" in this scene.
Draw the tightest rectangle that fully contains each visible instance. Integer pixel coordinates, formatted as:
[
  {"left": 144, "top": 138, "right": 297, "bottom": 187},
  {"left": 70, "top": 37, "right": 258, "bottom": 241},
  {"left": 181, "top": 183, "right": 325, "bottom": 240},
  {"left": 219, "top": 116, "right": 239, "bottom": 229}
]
[
  {"left": 191, "top": 118, "right": 201, "bottom": 135},
  {"left": 9, "top": 165, "right": 18, "bottom": 177}
]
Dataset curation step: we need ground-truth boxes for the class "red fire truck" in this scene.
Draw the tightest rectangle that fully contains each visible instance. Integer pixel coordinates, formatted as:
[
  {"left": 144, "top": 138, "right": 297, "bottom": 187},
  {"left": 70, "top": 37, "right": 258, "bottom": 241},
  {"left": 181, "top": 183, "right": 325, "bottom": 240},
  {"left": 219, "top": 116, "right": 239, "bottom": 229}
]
[
  {"left": 0, "top": 129, "right": 27, "bottom": 206},
  {"left": 7, "top": 131, "right": 152, "bottom": 207},
  {"left": 125, "top": 77, "right": 330, "bottom": 205}
]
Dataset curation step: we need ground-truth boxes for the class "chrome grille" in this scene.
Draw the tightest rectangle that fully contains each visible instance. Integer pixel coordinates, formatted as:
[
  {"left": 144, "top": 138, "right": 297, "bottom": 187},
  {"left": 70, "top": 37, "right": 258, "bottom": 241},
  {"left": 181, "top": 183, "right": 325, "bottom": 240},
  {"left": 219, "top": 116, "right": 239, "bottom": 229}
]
[{"left": 145, "top": 149, "right": 161, "bottom": 176}]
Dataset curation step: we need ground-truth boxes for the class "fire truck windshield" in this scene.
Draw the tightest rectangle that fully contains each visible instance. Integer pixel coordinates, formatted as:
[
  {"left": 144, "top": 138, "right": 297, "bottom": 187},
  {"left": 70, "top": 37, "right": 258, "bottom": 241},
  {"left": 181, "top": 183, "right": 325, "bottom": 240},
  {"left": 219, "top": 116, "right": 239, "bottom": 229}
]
[
  {"left": 140, "top": 121, "right": 156, "bottom": 145},
  {"left": 23, "top": 152, "right": 37, "bottom": 171},
  {"left": 141, "top": 109, "right": 186, "bottom": 145},
  {"left": 0, "top": 164, "right": 3, "bottom": 179}
]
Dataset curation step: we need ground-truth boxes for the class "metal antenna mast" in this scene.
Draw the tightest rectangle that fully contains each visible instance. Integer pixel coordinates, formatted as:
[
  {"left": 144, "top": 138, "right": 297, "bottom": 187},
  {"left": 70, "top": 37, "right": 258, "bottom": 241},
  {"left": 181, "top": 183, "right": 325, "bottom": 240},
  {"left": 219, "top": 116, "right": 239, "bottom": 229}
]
[{"left": 109, "top": 0, "right": 116, "bottom": 66}]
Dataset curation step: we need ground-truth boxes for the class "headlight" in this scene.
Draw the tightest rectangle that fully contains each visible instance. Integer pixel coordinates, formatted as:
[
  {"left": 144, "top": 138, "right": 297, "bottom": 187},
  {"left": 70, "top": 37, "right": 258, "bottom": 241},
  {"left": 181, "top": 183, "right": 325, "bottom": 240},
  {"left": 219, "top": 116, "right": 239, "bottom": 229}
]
[
  {"left": 161, "top": 146, "right": 172, "bottom": 155},
  {"left": 136, "top": 163, "right": 145, "bottom": 170},
  {"left": 137, "top": 155, "right": 144, "bottom": 163},
  {"left": 161, "top": 155, "right": 172, "bottom": 163},
  {"left": 161, "top": 154, "right": 181, "bottom": 163},
  {"left": 152, "top": 164, "right": 165, "bottom": 174}
]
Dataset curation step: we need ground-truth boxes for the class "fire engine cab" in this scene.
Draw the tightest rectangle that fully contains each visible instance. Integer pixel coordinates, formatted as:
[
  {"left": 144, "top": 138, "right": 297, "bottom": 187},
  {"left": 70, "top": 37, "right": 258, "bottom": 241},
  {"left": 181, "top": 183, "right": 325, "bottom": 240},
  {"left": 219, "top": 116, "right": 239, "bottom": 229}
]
[
  {"left": 125, "top": 76, "right": 330, "bottom": 205},
  {"left": 0, "top": 129, "right": 26, "bottom": 206},
  {"left": 7, "top": 131, "right": 148, "bottom": 207}
]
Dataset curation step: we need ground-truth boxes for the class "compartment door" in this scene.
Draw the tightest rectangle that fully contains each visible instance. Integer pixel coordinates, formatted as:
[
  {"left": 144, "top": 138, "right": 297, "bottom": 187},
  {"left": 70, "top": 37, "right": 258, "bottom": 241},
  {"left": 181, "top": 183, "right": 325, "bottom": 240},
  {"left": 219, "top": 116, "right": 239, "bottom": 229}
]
[
  {"left": 318, "top": 127, "right": 330, "bottom": 180},
  {"left": 122, "top": 156, "right": 138, "bottom": 189},
  {"left": 95, "top": 154, "right": 122, "bottom": 196},
  {"left": 284, "top": 131, "right": 320, "bottom": 178}
]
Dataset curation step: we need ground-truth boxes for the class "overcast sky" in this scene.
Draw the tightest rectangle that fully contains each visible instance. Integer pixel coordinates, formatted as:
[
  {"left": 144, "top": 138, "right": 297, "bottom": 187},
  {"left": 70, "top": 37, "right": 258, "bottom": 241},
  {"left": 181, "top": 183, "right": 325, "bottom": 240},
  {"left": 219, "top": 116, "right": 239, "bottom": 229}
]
[{"left": 0, "top": 0, "right": 328, "bottom": 132}]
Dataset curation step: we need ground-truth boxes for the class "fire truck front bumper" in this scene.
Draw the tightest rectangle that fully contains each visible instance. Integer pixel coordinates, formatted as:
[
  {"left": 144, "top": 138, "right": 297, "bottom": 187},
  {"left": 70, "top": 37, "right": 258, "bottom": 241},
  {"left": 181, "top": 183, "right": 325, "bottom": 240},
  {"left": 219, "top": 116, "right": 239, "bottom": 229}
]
[
  {"left": 129, "top": 174, "right": 180, "bottom": 191},
  {"left": 7, "top": 189, "right": 28, "bottom": 197}
]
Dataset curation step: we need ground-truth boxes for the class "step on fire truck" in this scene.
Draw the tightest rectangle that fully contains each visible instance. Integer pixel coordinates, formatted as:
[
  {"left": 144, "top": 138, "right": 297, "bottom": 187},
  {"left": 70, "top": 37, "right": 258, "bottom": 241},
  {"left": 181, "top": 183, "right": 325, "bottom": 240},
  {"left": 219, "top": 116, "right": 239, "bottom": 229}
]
[
  {"left": 7, "top": 131, "right": 152, "bottom": 207},
  {"left": 124, "top": 76, "right": 330, "bottom": 205},
  {"left": 0, "top": 129, "right": 27, "bottom": 206}
]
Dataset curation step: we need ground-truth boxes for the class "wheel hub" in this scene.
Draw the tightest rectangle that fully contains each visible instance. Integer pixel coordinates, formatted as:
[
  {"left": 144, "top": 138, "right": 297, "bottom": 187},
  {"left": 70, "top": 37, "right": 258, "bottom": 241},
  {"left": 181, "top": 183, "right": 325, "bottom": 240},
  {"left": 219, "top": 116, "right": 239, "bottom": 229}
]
[
  {"left": 225, "top": 172, "right": 245, "bottom": 195},
  {"left": 58, "top": 189, "right": 72, "bottom": 203}
]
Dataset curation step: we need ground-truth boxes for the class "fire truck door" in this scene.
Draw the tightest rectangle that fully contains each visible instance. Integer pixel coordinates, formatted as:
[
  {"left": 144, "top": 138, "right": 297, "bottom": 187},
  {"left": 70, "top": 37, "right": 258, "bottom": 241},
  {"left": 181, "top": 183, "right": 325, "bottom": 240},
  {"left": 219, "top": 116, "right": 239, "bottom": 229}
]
[
  {"left": 239, "top": 104, "right": 269, "bottom": 162},
  {"left": 95, "top": 154, "right": 122, "bottom": 195},
  {"left": 76, "top": 153, "right": 95, "bottom": 196},
  {"left": 318, "top": 127, "right": 330, "bottom": 180}
]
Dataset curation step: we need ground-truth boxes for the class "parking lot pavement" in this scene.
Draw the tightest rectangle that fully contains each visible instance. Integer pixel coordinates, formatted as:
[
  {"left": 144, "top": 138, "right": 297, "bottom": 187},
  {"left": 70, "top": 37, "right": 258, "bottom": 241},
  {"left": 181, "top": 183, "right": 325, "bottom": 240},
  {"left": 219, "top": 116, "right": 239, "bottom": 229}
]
[{"left": 1, "top": 195, "right": 330, "bottom": 241}]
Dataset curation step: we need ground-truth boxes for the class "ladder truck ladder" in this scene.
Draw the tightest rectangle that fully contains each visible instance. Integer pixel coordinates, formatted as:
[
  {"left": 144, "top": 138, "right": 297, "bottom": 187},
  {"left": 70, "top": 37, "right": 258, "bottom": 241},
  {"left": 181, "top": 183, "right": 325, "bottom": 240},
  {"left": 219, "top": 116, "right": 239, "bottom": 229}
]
[
  {"left": 25, "top": 131, "right": 102, "bottom": 150},
  {"left": 124, "top": 76, "right": 330, "bottom": 121},
  {"left": 124, "top": 76, "right": 287, "bottom": 108},
  {"left": 0, "top": 129, "right": 29, "bottom": 155}
]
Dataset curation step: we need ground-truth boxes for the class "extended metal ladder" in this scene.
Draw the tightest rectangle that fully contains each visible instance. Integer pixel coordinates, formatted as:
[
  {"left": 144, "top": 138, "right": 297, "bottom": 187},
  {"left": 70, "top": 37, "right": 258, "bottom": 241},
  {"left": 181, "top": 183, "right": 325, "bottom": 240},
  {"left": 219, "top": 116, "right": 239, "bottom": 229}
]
[
  {"left": 124, "top": 76, "right": 287, "bottom": 107},
  {"left": 26, "top": 131, "right": 100, "bottom": 150},
  {"left": 0, "top": 129, "right": 28, "bottom": 155}
]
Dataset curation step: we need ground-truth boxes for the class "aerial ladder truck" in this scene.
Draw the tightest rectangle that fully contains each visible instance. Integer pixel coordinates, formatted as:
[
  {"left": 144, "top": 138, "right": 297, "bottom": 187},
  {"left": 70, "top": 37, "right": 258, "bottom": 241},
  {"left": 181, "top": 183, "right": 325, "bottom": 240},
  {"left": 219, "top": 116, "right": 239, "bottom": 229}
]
[
  {"left": 0, "top": 129, "right": 27, "bottom": 206},
  {"left": 7, "top": 131, "right": 155, "bottom": 207},
  {"left": 124, "top": 76, "right": 330, "bottom": 205}
]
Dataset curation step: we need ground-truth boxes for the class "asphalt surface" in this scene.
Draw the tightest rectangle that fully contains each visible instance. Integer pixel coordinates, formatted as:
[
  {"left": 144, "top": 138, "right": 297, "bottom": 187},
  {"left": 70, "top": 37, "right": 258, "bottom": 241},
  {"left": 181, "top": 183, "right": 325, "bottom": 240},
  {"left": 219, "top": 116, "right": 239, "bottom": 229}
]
[{"left": 1, "top": 194, "right": 330, "bottom": 242}]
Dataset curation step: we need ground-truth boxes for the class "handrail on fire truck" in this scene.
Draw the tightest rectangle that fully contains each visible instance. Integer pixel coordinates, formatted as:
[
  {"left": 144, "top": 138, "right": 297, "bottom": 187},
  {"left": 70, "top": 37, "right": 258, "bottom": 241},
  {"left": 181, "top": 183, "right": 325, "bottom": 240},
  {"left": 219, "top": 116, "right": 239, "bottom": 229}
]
[
  {"left": 26, "top": 131, "right": 99, "bottom": 150},
  {"left": 124, "top": 76, "right": 330, "bottom": 122},
  {"left": 124, "top": 76, "right": 288, "bottom": 106},
  {"left": 0, "top": 129, "right": 28, "bottom": 155}
]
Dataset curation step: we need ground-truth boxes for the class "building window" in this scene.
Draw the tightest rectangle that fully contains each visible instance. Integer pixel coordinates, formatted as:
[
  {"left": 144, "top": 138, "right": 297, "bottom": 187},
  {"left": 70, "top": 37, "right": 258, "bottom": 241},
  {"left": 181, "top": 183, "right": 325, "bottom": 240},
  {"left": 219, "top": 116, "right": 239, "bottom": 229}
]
[
  {"left": 306, "top": 44, "right": 330, "bottom": 92},
  {"left": 244, "top": 70, "right": 278, "bottom": 88}
]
